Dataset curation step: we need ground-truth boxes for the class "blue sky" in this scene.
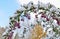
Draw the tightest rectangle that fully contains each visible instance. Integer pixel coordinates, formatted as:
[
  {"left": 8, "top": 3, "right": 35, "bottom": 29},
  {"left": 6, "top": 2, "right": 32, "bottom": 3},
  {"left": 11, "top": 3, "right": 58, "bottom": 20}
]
[{"left": 0, "top": 0, "right": 20, "bottom": 27}]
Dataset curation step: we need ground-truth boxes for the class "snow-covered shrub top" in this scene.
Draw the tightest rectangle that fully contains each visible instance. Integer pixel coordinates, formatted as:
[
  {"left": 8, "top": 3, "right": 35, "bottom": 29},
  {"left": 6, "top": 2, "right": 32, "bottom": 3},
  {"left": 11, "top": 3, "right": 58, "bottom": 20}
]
[{"left": 3, "top": 1, "right": 60, "bottom": 39}]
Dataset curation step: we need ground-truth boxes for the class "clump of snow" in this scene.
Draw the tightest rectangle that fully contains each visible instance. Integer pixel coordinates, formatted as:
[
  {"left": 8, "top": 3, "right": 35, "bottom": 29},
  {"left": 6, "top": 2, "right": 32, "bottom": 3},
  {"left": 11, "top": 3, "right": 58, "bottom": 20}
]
[{"left": 2, "top": 1, "right": 60, "bottom": 39}]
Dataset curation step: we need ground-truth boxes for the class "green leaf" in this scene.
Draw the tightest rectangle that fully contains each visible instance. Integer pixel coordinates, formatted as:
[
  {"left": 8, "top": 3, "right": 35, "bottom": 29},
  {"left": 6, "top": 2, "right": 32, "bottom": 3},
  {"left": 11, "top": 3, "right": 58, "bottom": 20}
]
[
  {"left": 17, "top": 10, "right": 21, "bottom": 13},
  {"left": 48, "top": 4, "right": 52, "bottom": 9},
  {"left": 14, "top": 16, "right": 17, "bottom": 19},
  {"left": 11, "top": 20, "right": 15, "bottom": 24},
  {"left": 45, "top": 9, "right": 49, "bottom": 11},
  {"left": 17, "top": 17, "right": 20, "bottom": 22},
  {"left": 23, "top": 5, "right": 28, "bottom": 9},
  {"left": 39, "top": 7, "right": 45, "bottom": 10},
  {"left": 10, "top": 17, "right": 12, "bottom": 20}
]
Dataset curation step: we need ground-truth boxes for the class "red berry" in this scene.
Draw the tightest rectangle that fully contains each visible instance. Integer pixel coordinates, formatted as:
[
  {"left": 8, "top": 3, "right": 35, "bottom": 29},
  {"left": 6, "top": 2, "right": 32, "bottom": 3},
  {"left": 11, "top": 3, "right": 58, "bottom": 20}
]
[
  {"left": 14, "top": 21, "right": 20, "bottom": 28},
  {"left": 25, "top": 14, "right": 30, "bottom": 19},
  {"left": 14, "top": 22, "right": 17, "bottom": 27},
  {"left": 57, "top": 20, "right": 60, "bottom": 25},
  {"left": 10, "top": 32, "right": 14, "bottom": 36},
  {"left": 18, "top": 26, "right": 20, "bottom": 28},
  {"left": 41, "top": 13, "right": 46, "bottom": 18},
  {"left": 17, "top": 23, "right": 20, "bottom": 28},
  {"left": 53, "top": 18, "right": 60, "bottom": 25},
  {"left": 41, "top": 15, "right": 46, "bottom": 18},
  {"left": 27, "top": 16, "right": 30, "bottom": 19},
  {"left": 13, "top": 27, "right": 16, "bottom": 30},
  {"left": 8, "top": 32, "right": 13, "bottom": 39},
  {"left": 46, "top": 18, "right": 49, "bottom": 21},
  {"left": 21, "top": 18, "right": 24, "bottom": 21}
]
